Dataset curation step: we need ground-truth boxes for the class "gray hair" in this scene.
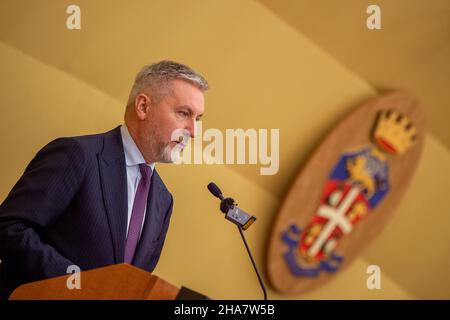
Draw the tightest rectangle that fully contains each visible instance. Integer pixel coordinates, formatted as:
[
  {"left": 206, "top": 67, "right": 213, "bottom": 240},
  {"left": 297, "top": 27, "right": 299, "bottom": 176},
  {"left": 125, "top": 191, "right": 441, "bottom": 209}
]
[{"left": 126, "top": 60, "right": 209, "bottom": 110}]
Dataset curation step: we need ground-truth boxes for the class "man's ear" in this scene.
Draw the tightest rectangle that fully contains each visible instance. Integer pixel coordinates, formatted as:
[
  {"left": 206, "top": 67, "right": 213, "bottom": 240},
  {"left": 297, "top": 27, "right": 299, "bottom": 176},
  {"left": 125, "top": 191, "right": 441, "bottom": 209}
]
[{"left": 134, "top": 93, "right": 151, "bottom": 120}]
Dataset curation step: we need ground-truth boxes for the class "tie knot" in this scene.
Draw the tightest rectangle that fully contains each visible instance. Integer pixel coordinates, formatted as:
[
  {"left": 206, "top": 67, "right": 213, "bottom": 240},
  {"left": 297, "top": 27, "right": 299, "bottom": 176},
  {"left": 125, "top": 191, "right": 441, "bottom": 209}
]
[{"left": 139, "top": 163, "right": 152, "bottom": 183}]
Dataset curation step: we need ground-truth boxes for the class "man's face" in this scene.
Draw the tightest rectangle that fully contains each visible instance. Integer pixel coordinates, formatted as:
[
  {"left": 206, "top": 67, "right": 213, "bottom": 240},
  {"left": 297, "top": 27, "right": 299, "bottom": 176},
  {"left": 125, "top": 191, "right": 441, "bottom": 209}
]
[{"left": 140, "top": 79, "right": 205, "bottom": 163}]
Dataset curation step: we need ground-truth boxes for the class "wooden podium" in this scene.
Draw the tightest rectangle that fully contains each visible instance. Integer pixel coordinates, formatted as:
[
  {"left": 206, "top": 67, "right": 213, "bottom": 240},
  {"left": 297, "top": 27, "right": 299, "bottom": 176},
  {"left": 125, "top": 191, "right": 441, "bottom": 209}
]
[{"left": 8, "top": 263, "right": 206, "bottom": 300}]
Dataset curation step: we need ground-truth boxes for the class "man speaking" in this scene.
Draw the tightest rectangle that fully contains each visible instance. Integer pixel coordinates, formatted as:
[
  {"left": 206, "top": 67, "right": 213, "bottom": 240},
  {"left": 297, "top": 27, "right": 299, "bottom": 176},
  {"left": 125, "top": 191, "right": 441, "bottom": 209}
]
[{"left": 0, "top": 60, "right": 208, "bottom": 299}]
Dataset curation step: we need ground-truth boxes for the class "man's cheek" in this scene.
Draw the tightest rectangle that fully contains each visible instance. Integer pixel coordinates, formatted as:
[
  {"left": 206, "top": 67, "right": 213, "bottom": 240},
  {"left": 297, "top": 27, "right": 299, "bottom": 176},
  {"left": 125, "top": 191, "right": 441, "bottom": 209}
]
[{"left": 168, "top": 127, "right": 181, "bottom": 142}]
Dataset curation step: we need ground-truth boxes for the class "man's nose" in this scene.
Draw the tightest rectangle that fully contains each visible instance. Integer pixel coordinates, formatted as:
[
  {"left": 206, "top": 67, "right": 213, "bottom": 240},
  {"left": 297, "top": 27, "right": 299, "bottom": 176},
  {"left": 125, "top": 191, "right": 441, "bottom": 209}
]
[{"left": 187, "top": 119, "right": 197, "bottom": 138}]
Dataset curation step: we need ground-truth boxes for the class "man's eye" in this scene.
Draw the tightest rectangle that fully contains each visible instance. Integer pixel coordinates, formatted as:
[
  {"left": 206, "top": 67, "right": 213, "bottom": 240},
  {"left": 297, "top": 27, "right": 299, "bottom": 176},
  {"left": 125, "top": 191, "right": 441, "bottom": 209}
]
[{"left": 177, "top": 111, "right": 188, "bottom": 117}]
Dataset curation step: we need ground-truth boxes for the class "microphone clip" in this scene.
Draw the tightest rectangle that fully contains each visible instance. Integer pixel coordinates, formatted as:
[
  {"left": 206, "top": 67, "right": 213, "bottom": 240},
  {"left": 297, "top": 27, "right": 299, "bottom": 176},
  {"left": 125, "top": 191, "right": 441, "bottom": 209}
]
[{"left": 220, "top": 197, "right": 256, "bottom": 231}]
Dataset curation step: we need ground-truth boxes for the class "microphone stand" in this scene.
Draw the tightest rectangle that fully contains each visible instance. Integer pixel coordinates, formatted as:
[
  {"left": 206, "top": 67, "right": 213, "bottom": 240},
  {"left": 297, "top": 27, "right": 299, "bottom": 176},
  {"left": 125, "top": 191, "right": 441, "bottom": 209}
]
[
  {"left": 236, "top": 225, "right": 268, "bottom": 301},
  {"left": 207, "top": 182, "right": 268, "bottom": 300}
]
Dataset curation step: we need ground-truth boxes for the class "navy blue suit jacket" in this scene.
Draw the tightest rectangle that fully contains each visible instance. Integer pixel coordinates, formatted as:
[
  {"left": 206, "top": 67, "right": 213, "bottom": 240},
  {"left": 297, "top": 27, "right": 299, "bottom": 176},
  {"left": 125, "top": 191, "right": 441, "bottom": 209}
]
[{"left": 0, "top": 126, "right": 174, "bottom": 299}]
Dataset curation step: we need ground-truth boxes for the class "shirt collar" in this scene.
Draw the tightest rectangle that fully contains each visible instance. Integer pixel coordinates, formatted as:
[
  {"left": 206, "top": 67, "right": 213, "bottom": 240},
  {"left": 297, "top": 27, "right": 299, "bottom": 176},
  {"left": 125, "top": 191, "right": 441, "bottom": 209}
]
[{"left": 120, "top": 124, "right": 156, "bottom": 171}]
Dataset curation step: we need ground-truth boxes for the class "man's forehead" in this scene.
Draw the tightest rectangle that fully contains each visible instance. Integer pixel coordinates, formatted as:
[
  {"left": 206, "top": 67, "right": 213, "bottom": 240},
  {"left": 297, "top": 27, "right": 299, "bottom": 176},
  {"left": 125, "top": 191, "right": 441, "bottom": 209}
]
[{"left": 170, "top": 82, "right": 204, "bottom": 109}]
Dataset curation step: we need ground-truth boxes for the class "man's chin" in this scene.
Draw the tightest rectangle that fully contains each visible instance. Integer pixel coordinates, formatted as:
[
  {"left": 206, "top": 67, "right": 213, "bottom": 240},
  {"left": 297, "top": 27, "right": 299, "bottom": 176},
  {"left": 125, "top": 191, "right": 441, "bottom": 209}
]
[{"left": 159, "top": 144, "right": 182, "bottom": 163}]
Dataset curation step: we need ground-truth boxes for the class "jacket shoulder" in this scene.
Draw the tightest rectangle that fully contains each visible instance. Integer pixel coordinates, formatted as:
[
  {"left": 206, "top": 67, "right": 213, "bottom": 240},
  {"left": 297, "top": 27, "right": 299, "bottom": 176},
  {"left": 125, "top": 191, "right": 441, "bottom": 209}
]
[{"left": 48, "top": 126, "right": 121, "bottom": 154}]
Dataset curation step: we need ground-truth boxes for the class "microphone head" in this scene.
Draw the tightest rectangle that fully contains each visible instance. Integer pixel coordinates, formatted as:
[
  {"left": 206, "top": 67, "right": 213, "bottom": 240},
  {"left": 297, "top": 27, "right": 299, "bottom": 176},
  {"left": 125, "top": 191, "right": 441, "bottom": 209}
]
[{"left": 207, "top": 182, "right": 223, "bottom": 200}]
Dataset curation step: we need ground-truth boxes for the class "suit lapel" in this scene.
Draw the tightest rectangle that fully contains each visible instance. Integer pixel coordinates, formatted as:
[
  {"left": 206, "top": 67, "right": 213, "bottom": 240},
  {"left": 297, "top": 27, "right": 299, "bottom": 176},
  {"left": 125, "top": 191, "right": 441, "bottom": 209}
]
[
  {"left": 98, "top": 126, "right": 128, "bottom": 264},
  {"left": 132, "top": 170, "right": 168, "bottom": 268}
]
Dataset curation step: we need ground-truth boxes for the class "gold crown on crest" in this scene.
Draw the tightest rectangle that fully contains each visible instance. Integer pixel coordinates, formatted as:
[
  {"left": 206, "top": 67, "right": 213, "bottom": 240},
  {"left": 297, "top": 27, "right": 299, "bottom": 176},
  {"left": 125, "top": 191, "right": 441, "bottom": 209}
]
[{"left": 373, "top": 110, "right": 417, "bottom": 155}]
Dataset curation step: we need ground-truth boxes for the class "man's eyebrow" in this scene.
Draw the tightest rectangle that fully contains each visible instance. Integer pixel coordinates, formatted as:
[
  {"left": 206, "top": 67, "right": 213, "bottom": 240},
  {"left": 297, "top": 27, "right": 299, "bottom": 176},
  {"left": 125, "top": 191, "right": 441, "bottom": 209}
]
[
  {"left": 177, "top": 105, "right": 193, "bottom": 114},
  {"left": 178, "top": 105, "right": 204, "bottom": 119}
]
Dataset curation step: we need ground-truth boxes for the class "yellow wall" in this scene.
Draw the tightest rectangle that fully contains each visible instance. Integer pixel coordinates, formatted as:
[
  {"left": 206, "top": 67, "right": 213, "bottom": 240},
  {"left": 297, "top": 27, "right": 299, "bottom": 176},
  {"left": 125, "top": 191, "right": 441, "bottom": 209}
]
[{"left": 1, "top": 0, "right": 449, "bottom": 299}]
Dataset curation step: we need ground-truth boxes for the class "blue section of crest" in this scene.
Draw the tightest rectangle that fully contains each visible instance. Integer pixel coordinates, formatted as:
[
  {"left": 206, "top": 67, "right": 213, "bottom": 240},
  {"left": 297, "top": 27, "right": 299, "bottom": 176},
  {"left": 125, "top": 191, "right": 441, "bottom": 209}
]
[
  {"left": 281, "top": 224, "right": 344, "bottom": 278},
  {"left": 329, "top": 147, "right": 390, "bottom": 208}
]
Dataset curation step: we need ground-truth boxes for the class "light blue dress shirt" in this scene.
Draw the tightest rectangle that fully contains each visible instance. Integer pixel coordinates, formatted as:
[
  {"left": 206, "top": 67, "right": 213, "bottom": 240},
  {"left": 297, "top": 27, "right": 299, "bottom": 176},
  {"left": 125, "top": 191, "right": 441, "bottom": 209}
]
[{"left": 120, "top": 124, "right": 155, "bottom": 239}]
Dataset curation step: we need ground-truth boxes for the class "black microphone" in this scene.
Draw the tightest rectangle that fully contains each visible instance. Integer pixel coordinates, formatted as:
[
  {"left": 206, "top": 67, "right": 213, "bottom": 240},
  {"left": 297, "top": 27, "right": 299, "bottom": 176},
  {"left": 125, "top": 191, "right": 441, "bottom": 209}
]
[
  {"left": 208, "top": 183, "right": 255, "bottom": 228},
  {"left": 207, "top": 182, "right": 268, "bottom": 300},
  {"left": 207, "top": 182, "right": 224, "bottom": 200}
]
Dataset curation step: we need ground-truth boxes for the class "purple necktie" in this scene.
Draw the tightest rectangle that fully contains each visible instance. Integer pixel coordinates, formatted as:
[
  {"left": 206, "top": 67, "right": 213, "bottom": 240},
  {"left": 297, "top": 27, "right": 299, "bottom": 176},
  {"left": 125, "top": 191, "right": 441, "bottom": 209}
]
[{"left": 124, "top": 163, "right": 152, "bottom": 264}]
